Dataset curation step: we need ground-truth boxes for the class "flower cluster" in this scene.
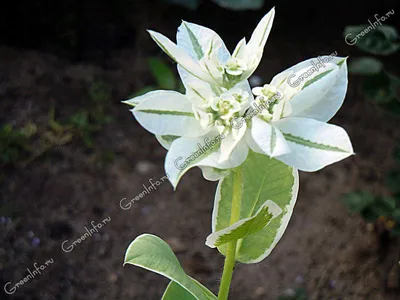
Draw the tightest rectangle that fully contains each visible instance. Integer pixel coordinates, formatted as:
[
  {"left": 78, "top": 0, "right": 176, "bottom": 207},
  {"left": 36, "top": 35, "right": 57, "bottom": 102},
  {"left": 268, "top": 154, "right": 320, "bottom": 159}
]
[{"left": 124, "top": 7, "right": 353, "bottom": 188}]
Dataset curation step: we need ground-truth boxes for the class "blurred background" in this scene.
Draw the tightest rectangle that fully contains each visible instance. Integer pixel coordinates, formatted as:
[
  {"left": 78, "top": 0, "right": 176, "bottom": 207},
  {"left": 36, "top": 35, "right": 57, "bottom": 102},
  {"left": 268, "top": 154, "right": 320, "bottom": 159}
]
[{"left": 1, "top": 0, "right": 400, "bottom": 299}]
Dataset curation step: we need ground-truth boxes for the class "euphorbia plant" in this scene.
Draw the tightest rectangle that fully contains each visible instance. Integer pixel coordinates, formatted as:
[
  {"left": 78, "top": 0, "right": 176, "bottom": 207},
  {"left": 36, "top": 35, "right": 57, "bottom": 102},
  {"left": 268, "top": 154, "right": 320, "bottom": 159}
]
[{"left": 123, "top": 7, "right": 353, "bottom": 299}]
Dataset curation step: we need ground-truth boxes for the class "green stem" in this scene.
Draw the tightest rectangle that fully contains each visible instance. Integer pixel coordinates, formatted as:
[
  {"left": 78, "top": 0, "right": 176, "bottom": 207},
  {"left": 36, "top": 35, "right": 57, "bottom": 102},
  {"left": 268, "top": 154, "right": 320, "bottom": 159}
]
[{"left": 218, "top": 168, "right": 243, "bottom": 300}]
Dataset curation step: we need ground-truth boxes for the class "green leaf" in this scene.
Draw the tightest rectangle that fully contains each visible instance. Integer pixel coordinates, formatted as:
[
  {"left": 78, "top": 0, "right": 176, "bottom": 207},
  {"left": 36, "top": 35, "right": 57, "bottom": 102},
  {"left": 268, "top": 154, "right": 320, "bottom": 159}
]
[
  {"left": 375, "top": 72, "right": 400, "bottom": 114},
  {"left": 363, "top": 196, "right": 396, "bottom": 220},
  {"left": 124, "top": 234, "right": 216, "bottom": 300},
  {"left": 380, "top": 196, "right": 396, "bottom": 210},
  {"left": 386, "top": 169, "right": 400, "bottom": 194},
  {"left": 163, "top": 279, "right": 217, "bottom": 300},
  {"left": 148, "top": 58, "right": 177, "bottom": 90},
  {"left": 362, "top": 72, "right": 396, "bottom": 104},
  {"left": 344, "top": 25, "right": 400, "bottom": 55},
  {"left": 212, "top": 151, "right": 299, "bottom": 263},
  {"left": 69, "top": 111, "right": 90, "bottom": 128},
  {"left": 361, "top": 208, "right": 381, "bottom": 222},
  {"left": 342, "top": 191, "right": 376, "bottom": 213},
  {"left": 20, "top": 123, "right": 37, "bottom": 138},
  {"left": 82, "top": 131, "right": 94, "bottom": 148},
  {"left": 0, "top": 125, "right": 28, "bottom": 165},
  {"left": 163, "top": 281, "right": 197, "bottom": 300},
  {"left": 349, "top": 57, "right": 383, "bottom": 75},
  {"left": 206, "top": 200, "right": 282, "bottom": 248},
  {"left": 212, "top": 0, "right": 264, "bottom": 10},
  {"left": 392, "top": 209, "right": 400, "bottom": 222}
]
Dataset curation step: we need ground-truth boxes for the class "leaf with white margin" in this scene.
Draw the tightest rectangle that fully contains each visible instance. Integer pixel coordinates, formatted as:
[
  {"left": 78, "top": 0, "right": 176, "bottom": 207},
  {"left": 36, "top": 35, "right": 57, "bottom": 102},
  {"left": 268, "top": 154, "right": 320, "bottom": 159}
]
[
  {"left": 124, "top": 234, "right": 216, "bottom": 300},
  {"left": 271, "top": 56, "right": 348, "bottom": 122},
  {"left": 293, "top": 58, "right": 348, "bottom": 122},
  {"left": 271, "top": 54, "right": 338, "bottom": 88},
  {"left": 242, "top": 7, "right": 275, "bottom": 78},
  {"left": 148, "top": 30, "right": 215, "bottom": 84},
  {"left": 282, "top": 62, "right": 340, "bottom": 118},
  {"left": 274, "top": 117, "right": 354, "bottom": 172},
  {"left": 206, "top": 200, "right": 282, "bottom": 248},
  {"left": 177, "top": 21, "right": 230, "bottom": 63},
  {"left": 212, "top": 150, "right": 299, "bottom": 263},
  {"left": 250, "top": 117, "right": 291, "bottom": 157},
  {"left": 166, "top": 133, "right": 249, "bottom": 189},
  {"left": 132, "top": 90, "right": 208, "bottom": 138},
  {"left": 247, "top": 7, "right": 275, "bottom": 50}
]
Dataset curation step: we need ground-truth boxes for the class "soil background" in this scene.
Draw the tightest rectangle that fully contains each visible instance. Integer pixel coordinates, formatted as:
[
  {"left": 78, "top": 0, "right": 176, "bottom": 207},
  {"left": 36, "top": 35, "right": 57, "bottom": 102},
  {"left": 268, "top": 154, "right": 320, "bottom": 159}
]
[{"left": 1, "top": 0, "right": 400, "bottom": 299}]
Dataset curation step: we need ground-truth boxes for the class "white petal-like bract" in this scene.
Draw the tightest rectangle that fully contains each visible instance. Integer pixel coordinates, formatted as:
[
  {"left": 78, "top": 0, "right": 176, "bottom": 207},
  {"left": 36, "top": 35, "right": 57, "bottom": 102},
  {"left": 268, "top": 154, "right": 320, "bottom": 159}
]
[
  {"left": 133, "top": 91, "right": 208, "bottom": 137},
  {"left": 274, "top": 117, "right": 354, "bottom": 171}
]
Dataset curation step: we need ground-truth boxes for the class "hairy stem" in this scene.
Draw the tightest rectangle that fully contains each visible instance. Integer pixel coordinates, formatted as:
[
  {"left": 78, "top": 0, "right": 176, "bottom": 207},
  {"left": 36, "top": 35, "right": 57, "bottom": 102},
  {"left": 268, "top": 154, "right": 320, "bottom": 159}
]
[{"left": 218, "top": 168, "right": 243, "bottom": 300}]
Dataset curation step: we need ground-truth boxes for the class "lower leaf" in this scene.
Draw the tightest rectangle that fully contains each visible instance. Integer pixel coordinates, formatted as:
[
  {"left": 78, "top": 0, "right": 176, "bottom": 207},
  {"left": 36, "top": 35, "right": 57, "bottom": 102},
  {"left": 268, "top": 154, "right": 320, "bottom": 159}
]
[
  {"left": 212, "top": 151, "right": 299, "bottom": 263},
  {"left": 124, "top": 234, "right": 216, "bottom": 300},
  {"left": 163, "top": 281, "right": 196, "bottom": 300},
  {"left": 163, "top": 279, "right": 216, "bottom": 300}
]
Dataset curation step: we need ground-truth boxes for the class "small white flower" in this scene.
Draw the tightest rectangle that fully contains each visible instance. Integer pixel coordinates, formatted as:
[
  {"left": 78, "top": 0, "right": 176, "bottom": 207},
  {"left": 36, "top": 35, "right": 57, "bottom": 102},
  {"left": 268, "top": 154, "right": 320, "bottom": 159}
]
[
  {"left": 224, "top": 57, "right": 248, "bottom": 76},
  {"left": 252, "top": 84, "right": 280, "bottom": 98}
]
